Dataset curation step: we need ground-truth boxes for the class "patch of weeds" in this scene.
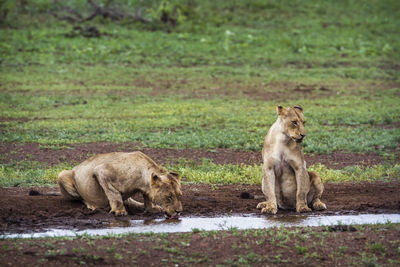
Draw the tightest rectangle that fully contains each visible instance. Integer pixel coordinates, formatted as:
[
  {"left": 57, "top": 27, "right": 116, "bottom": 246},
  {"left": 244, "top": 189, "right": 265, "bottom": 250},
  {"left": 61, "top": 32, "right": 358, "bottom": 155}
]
[
  {"left": 368, "top": 242, "right": 386, "bottom": 254},
  {"left": 85, "top": 239, "right": 95, "bottom": 246},
  {"left": 188, "top": 252, "right": 210, "bottom": 263},
  {"left": 311, "top": 252, "right": 321, "bottom": 259},
  {"left": 255, "top": 239, "right": 265, "bottom": 245},
  {"left": 361, "top": 252, "right": 380, "bottom": 267},
  {"left": 44, "top": 249, "right": 65, "bottom": 257},
  {"left": 105, "top": 243, "right": 116, "bottom": 253},
  {"left": 339, "top": 246, "right": 347, "bottom": 254},
  {"left": 72, "top": 247, "right": 87, "bottom": 254},
  {"left": 164, "top": 246, "right": 181, "bottom": 254},
  {"left": 138, "top": 248, "right": 148, "bottom": 255},
  {"left": 295, "top": 245, "right": 309, "bottom": 255},
  {"left": 237, "top": 252, "right": 263, "bottom": 265},
  {"left": 270, "top": 254, "right": 289, "bottom": 263},
  {"left": 200, "top": 231, "right": 210, "bottom": 237},
  {"left": 191, "top": 228, "right": 201, "bottom": 233},
  {"left": 114, "top": 253, "right": 123, "bottom": 260},
  {"left": 37, "top": 258, "right": 48, "bottom": 264}
]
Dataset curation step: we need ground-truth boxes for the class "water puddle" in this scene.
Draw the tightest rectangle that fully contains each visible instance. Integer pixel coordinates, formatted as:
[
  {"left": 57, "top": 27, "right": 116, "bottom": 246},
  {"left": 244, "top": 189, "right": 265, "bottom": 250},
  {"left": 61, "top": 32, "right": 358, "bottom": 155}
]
[{"left": 2, "top": 213, "right": 399, "bottom": 239}]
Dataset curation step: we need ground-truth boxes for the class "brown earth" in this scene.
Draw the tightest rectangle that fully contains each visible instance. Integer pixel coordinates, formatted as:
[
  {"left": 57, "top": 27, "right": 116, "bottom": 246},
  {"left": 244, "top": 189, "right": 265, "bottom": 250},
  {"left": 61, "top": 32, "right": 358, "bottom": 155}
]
[
  {"left": 1, "top": 142, "right": 395, "bottom": 169},
  {"left": 1, "top": 181, "right": 400, "bottom": 234},
  {"left": 1, "top": 224, "right": 399, "bottom": 266}
]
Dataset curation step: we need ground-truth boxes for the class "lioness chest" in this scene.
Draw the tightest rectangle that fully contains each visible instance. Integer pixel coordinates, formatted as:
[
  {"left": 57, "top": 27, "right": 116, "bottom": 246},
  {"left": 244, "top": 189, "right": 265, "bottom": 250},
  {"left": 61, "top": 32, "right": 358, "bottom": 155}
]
[{"left": 267, "top": 149, "right": 301, "bottom": 208}]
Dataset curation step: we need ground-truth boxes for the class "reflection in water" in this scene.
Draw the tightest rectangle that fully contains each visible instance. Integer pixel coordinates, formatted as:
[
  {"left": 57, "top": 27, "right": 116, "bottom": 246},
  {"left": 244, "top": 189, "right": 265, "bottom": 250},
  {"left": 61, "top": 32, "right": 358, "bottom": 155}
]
[
  {"left": 107, "top": 220, "right": 132, "bottom": 228},
  {"left": 2, "top": 213, "right": 400, "bottom": 239},
  {"left": 143, "top": 218, "right": 181, "bottom": 226},
  {"left": 267, "top": 214, "right": 308, "bottom": 224}
]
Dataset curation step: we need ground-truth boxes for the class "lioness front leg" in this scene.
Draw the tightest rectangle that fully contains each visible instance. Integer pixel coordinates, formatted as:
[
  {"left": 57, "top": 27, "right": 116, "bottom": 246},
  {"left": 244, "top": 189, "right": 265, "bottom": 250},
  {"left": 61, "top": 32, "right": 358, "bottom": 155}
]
[
  {"left": 294, "top": 167, "right": 312, "bottom": 213},
  {"left": 94, "top": 165, "right": 128, "bottom": 216},
  {"left": 143, "top": 195, "right": 163, "bottom": 213},
  {"left": 257, "top": 164, "right": 278, "bottom": 214}
]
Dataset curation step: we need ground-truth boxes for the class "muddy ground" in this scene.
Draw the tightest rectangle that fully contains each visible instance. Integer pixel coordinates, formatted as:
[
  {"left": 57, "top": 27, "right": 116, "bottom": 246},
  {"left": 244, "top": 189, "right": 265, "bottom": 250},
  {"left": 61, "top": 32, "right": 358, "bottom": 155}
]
[
  {"left": 1, "top": 181, "right": 400, "bottom": 234},
  {"left": 1, "top": 181, "right": 400, "bottom": 266},
  {"left": 1, "top": 142, "right": 400, "bottom": 234}
]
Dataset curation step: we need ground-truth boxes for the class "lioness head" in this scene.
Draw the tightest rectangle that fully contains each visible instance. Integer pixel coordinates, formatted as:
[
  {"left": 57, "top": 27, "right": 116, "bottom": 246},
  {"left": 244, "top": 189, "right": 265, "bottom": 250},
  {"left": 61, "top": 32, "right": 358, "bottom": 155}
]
[
  {"left": 150, "top": 170, "right": 183, "bottom": 218},
  {"left": 277, "top": 105, "right": 306, "bottom": 143}
]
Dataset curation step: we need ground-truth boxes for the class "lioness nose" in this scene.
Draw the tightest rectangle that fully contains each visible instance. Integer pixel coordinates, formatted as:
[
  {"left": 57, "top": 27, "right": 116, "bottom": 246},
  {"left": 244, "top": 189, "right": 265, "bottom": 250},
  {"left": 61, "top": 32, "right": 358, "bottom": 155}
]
[{"left": 300, "top": 134, "right": 306, "bottom": 138}]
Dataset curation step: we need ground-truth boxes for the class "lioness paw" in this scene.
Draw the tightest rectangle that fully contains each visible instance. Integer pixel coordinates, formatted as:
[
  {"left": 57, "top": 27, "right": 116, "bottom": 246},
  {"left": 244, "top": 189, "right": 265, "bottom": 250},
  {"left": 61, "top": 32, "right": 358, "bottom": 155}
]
[
  {"left": 257, "top": 201, "right": 277, "bottom": 214},
  {"left": 85, "top": 202, "right": 97, "bottom": 211},
  {"left": 110, "top": 209, "right": 128, "bottom": 216},
  {"left": 261, "top": 207, "right": 278, "bottom": 214},
  {"left": 296, "top": 204, "right": 311, "bottom": 213},
  {"left": 312, "top": 200, "right": 327, "bottom": 211},
  {"left": 256, "top": 202, "right": 266, "bottom": 210}
]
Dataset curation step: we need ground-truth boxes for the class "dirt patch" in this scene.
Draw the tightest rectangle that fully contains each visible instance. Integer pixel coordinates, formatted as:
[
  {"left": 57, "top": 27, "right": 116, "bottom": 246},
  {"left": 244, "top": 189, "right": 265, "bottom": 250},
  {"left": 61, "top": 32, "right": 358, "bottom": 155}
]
[
  {"left": 4, "top": 79, "right": 380, "bottom": 101},
  {"left": 142, "top": 80, "right": 337, "bottom": 101},
  {"left": 0, "top": 117, "right": 30, "bottom": 123},
  {"left": 1, "top": 142, "right": 395, "bottom": 169},
  {"left": 1, "top": 181, "right": 399, "bottom": 234},
  {"left": 375, "top": 121, "right": 400, "bottom": 129}
]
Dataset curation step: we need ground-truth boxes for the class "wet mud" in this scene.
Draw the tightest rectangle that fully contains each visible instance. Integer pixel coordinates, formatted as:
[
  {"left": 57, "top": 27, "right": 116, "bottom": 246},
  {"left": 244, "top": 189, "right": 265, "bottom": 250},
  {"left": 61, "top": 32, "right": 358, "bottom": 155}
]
[{"left": 1, "top": 181, "right": 400, "bottom": 234}]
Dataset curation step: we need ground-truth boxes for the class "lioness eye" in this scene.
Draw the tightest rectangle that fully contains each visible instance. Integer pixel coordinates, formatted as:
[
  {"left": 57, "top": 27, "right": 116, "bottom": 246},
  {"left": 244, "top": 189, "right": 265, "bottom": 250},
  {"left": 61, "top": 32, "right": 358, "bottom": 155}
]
[{"left": 292, "top": 121, "right": 298, "bottom": 126}]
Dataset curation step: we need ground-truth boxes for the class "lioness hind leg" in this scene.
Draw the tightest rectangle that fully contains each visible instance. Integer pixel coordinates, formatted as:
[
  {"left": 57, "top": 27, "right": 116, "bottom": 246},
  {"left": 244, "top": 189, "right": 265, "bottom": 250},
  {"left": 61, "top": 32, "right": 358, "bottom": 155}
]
[
  {"left": 124, "top": 198, "right": 145, "bottom": 210},
  {"left": 93, "top": 165, "right": 128, "bottom": 216},
  {"left": 58, "top": 170, "right": 80, "bottom": 200},
  {"left": 307, "top": 171, "right": 327, "bottom": 211}
]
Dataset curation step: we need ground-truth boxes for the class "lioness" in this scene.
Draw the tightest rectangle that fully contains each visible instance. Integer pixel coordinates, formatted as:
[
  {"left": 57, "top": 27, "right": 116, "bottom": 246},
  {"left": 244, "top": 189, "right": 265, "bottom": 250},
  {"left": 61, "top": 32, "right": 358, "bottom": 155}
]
[
  {"left": 58, "top": 151, "right": 183, "bottom": 218},
  {"left": 257, "top": 105, "right": 327, "bottom": 214}
]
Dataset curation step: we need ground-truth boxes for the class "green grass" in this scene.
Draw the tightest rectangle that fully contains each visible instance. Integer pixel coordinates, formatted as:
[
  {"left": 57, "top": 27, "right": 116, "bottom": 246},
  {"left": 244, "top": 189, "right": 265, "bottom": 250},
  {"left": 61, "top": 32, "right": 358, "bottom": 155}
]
[
  {"left": 1, "top": 159, "right": 399, "bottom": 187},
  {"left": 1, "top": 93, "right": 399, "bottom": 153},
  {"left": 1, "top": 0, "right": 400, "bottom": 186}
]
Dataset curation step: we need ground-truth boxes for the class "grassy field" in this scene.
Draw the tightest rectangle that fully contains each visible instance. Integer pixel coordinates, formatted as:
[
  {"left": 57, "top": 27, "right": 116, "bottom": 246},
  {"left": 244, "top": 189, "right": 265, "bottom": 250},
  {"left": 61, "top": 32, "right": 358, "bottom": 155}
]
[{"left": 1, "top": 0, "right": 400, "bottom": 186}]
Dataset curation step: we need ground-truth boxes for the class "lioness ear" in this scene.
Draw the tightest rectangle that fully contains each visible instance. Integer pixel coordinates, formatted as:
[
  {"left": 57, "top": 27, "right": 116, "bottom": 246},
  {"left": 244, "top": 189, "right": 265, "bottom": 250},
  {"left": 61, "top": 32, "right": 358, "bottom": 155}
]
[
  {"left": 276, "top": 105, "right": 284, "bottom": 116},
  {"left": 151, "top": 173, "right": 161, "bottom": 186},
  {"left": 293, "top": 105, "right": 303, "bottom": 112},
  {"left": 169, "top": 170, "right": 181, "bottom": 181}
]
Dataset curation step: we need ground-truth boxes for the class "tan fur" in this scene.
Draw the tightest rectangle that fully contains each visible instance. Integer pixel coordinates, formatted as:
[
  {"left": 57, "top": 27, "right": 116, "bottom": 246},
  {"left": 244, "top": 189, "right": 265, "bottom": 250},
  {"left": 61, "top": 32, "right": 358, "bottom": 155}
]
[
  {"left": 257, "top": 105, "right": 327, "bottom": 214},
  {"left": 58, "top": 151, "right": 183, "bottom": 217}
]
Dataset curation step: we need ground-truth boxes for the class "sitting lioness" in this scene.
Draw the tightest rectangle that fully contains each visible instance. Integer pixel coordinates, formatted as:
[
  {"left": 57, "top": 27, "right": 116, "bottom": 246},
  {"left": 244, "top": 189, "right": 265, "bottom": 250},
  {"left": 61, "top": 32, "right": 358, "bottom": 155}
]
[
  {"left": 257, "top": 105, "right": 327, "bottom": 214},
  {"left": 58, "top": 151, "right": 183, "bottom": 218}
]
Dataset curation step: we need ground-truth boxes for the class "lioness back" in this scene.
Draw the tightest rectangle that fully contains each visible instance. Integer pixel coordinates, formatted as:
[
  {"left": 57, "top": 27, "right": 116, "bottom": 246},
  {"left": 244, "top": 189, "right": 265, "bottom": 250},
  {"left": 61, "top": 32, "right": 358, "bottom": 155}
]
[{"left": 71, "top": 152, "right": 163, "bottom": 208}]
